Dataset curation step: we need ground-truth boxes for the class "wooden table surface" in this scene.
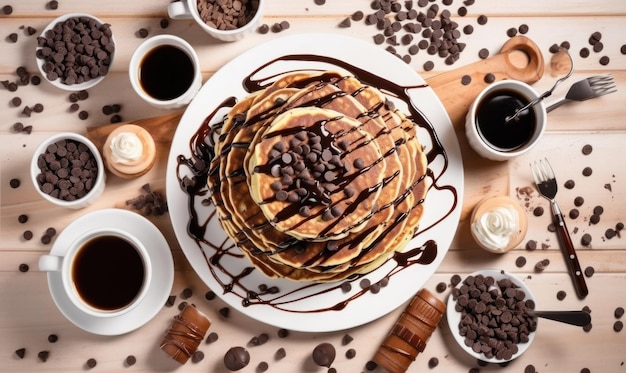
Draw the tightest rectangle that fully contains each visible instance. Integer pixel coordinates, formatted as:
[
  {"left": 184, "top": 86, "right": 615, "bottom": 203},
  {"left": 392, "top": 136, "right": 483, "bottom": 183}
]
[{"left": 1, "top": 1, "right": 625, "bottom": 372}]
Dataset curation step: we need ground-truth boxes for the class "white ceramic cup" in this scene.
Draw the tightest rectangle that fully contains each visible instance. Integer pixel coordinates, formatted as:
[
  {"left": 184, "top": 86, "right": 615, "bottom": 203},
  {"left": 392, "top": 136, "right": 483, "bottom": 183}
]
[
  {"left": 39, "top": 228, "right": 152, "bottom": 319},
  {"left": 129, "top": 34, "right": 202, "bottom": 109},
  {"left": 465, "top": 80, "right": 547, "bottom": 161},
  {"left": 30, "top": 132, "right": 106, "bottom": 209},
  {"left": 167, "top": 0, "right": 263, "bottom": 42}
]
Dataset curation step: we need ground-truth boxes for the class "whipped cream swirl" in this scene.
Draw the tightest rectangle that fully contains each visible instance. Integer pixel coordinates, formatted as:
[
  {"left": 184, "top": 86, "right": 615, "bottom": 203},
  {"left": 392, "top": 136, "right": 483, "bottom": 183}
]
[
  {"left": 472, "top": 206, "right": 519, "bottom": 251},
  {"left": 109, "top": 132, "right": 143, "bottom": 163}
]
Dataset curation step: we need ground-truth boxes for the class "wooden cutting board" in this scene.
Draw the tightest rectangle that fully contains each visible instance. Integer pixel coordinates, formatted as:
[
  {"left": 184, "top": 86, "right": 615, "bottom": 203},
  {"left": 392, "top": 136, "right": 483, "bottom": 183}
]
[{"left": 87, "top": 36, "right": 544, "bottom": 145}]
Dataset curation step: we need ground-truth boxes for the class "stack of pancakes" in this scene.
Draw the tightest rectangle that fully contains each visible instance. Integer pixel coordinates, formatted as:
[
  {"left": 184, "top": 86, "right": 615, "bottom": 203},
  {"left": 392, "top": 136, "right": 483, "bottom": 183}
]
[{"left": 207, "top": 71, "right": 429, "bottom": 282}]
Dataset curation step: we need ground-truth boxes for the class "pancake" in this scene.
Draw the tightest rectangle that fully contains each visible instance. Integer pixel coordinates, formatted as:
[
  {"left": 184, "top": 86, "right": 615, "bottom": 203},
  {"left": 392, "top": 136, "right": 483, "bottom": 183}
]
[{"left": 206, "top": 71, "right": 430, "bottom": 282}]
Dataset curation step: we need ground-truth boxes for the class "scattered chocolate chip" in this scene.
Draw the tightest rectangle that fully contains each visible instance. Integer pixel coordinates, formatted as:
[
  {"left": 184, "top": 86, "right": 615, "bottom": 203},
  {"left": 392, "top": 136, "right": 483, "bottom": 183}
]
[
  {"left": 581, "top": 233, "right": 592, "bottom": 246},
  {"left": 345, "top": 348, "right": 356, "bottom": 359},
  {"left": 569, "top": 209, "right": 580, "bottom": 219},
  {"left": 257, "top": 23, "right": 269, "bottom": 34},
  {"left": 524, "top": 364, "right": 536, "bottom": 373},
  {"left": 160, "top": 18, "right": 169, "bottom": 29},
  {"left": 165, "top": 295, "right": 176, "bottom": 307},
  {"left": 477, "top": 14, "right": 488, "bottom": 25},
  {"left": 9, "top": 178, "right": 20, "bottom": 188},
  {"left": 15, "top": 348, "right": 26, "bottom": 359},
  {"left": 19, "top": 263, "right": 29, "bottom": 272},
  {"left": 8, "top": 32, "right": 18, "bottom": 43},
  {"left": 461, "top": 74, "right": 472, "bottom": 85},
  {"left": 515, "top": 256, "right": 527, "bottom": 268},
  {"left": 125, "top": 355, "right": 137, "bottom": 366},
  {"left": 78, "top": 110, "right": 89, "bottom": 120},
  {"left": 275, "top": 347, "right": 286, "bottom": 360},
  {"left": 277, "top": 328, "right": 289, "bottom": 338},
  {"left": 582, "top": 167, "right": 592, "bottom": 176},
  {"left": 177, "top": 301, "right": 187, "bottom": 311},
  {"left": 564, "top": 179, "right": 575, "bottom": 189},
  {"left": 352, "top": 11, "right": 364, "bottom": 21},
  {"left": 38, "top": 350, "right": 50, "bottom": 362},
  {"left": 191, "top": 350, "right": 204, "bottom": 363},
  {"left": 224, "top": 346, "right": 250, "bottom": 371},
  {"left": 23, "top": 230, "right": 33, "bottom": 240},
  {"left": 599, "top": 55, "right": 610, "bottom": 66},
  {"left": 535, "top": 258, "right": 550, "bottom": 271},
  {"left": 451, "top": 274, "right": 462, "bottom": 286},
  {"left": 256, "top": 361, "right": 269, "bottom": 372},
  {"left": 478, "top": 48, "right": 489, "bottom": 59},
  {"left": 11, "top": 96, "right": 22, "bottom": 107},
  {"left": 584, "top": 266, "right": 595, "bottom": 278},
  {"left": 583, "top": 322, "right": 592, "bottom": 332},
  {"left": 615, "top": 307, "right": 624, "bottom": 319},
  {"left": 436, "top": 282, "right": 447, "bottom": 293},
  {"left": 423, "top": 60, "right": 434, "bottom": 71},
  {"left": 206, "top": 331, "right": 219, "bottom": 344},
  {"left": 339, "top": 17, "right": 351, "bottom": 28},
  {"left": 312, "top": 342, "right": 336, "bottom": 368},
  {"left": 219, "top": 307, "right": 230, "bottom": 318},
  {"left": 341, "top": 281, "right": 352, "bottom": 292},
  {"left": 484, "top": 73, "right": 495, "bottom": 83},
  {"left": 614, "top": 320, "right": 623, "bottom": 332},
  {"left": 518, "top": 24, "right": 529, "bottom": 34},
  {"left": 205, "top": 290, "right": 216, "bottom": 300},
  {"left": 429, "top": 357, "right": 439, "bottom": 368},
  {"left": 506, "top": 27, "right": 517, "bottom": 37},
  {"left": 2, "top": 4, "right": 12, "bottom": 14},
  {"left": 86, "top": 358, "right": 97, "bottom": 368},
  {"left": 556, "top": 290, "right": 567, "bottom": 301},
  {"left": 181, "top": 288, "right": 193, "bottom": 299}
]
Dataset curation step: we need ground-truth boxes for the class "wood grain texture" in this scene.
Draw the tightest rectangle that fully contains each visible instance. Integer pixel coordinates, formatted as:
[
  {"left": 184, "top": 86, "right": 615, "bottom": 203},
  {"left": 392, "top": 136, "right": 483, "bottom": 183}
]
[{"left": 1, "top": 1, "right": 625, "bottom": 372}]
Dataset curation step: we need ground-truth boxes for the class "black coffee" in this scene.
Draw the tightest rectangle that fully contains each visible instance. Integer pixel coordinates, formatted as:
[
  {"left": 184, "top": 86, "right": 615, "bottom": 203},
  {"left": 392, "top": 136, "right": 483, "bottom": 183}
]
[
  {"left": 72, "top": 235, "right": 145, "bottom": 311},
  {"left": 139, "top": 44, "right": 194, "bottom": 101},
  {"left": 476, "top": 89, "right": 536, "bottom": 151}
]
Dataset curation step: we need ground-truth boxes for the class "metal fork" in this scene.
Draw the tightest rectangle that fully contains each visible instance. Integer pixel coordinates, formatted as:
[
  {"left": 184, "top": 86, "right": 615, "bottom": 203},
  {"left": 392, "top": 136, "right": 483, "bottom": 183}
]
[
  {"left": 546, "top": 74, "right": 617, "bottom": 113},
  {"left": 530, "top": 159, "right": 589, "bottom": 298}
]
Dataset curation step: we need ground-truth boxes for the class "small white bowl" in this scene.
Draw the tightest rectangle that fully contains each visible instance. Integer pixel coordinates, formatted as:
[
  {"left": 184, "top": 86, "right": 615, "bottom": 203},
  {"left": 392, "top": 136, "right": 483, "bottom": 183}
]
[
  {"left": 167, "top": 0, "right": 264, "bottom": 42},
  {"left": 31, "top": 133, "right": 106, "bottom": 209},
  {"left": 35, "top": 13, "right": 116, "bottom": 91},
  {"left": 446, "top": 269, "right": 537, "bottom": 363}
]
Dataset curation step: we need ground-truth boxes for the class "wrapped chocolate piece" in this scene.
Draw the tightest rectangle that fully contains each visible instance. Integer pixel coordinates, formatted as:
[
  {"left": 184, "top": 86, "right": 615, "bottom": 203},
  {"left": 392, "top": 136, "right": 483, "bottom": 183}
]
[
  {"left": 160, "top": 304, "right": 211, "bottom": 364},
  {"left": 373, "top": 288, "right": 445, "bottom": 373}
]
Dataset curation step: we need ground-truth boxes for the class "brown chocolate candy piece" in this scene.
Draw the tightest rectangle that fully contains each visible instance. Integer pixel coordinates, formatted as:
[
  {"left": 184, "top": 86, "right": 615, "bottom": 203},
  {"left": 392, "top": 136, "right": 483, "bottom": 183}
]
[
  {"left": 312, "top": 342, "right": 336, "bottom": 368},
  {"left": 224, "top": 346, "right": 250, "bottom": 371},
  {"left": 373, "top": 288, "right": 445, "bottom": 373},
  {"left": 160, "top": 304, "right": 211, "bottom": 364}
]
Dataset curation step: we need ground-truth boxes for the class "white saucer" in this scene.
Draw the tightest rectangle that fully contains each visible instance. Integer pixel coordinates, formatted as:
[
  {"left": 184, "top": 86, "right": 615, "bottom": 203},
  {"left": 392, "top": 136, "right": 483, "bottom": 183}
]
[{"left": 45, "top": 209, "right": 174, "bottom": 336}]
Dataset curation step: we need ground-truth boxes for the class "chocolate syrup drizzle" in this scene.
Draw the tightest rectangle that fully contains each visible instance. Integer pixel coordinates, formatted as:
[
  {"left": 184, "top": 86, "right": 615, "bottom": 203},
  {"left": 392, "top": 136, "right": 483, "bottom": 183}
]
[{"left": 175, "top": 54, "right": 458, "bottom": 314}]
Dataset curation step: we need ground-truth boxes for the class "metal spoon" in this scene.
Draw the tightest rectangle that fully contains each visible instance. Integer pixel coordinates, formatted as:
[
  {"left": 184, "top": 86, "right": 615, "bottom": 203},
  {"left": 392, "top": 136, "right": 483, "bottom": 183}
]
[
  {"left": 525, "top": 309, "right": 591, "bottom": 327},
  {"left": 505, "top": 48, "right": 574, "bottom": 123}
]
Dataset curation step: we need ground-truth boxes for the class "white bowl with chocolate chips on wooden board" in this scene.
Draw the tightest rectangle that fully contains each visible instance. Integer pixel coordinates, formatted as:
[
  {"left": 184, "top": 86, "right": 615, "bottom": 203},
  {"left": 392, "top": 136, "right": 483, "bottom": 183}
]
[
  {"left": 35, "top": 13, "right": 115, "bottom": 91},
  {"left": 168, "top": 0, "right": 263, "bottom": 42}
]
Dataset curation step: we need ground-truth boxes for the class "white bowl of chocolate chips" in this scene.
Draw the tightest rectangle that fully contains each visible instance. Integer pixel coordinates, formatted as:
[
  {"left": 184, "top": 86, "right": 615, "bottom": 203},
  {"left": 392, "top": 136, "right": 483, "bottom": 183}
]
[
  {"left": 35, "top": 13, "right": 115, "bottom": 91},
  {"left": 446, "top": 269, "right": 537, "bottom": 363}
]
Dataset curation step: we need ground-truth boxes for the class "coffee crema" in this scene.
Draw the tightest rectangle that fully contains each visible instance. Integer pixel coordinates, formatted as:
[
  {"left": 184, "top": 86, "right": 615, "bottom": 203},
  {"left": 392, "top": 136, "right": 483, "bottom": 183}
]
[
  {"left": 139, "top": 44, "right": 194, "bottom": 101},
  {"left": 72, "top": 235, "right": 144, "bottom": 311}
]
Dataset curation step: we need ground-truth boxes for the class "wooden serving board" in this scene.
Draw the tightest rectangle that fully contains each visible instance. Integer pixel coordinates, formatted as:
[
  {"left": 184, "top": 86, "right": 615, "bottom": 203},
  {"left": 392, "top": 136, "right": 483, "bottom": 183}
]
[{"left": 86, "top": 36, "right": 544, "bottom": 149}]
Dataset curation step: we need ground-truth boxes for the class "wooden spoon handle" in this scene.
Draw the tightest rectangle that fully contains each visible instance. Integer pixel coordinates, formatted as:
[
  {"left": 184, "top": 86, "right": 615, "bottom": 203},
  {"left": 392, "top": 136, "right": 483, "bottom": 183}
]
[{"left": 426, "top": 36, "right": 545, "bottom": 129}]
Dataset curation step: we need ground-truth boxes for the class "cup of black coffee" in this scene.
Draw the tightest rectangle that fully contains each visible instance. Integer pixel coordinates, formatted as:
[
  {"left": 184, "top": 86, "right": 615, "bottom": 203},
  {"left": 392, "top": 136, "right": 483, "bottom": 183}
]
[
  {"left": 39, "top": 228, "right": 151, "bottom": 318},
  {"left": 129, "top": 34, "right": 201, "bottom": 109},
  {"left": 465, "top": 80, "right": 547, "bottom": 161}
]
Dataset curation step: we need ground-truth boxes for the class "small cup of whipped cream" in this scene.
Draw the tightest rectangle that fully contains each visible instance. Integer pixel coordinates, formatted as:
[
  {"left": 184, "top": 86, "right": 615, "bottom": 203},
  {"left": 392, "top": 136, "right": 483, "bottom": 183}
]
[
  {"left": 470, "top": 196, "right": 528, "bottom": 253},
  {"left": 103, "top": 124, "right": 156, "bottom": 179}
]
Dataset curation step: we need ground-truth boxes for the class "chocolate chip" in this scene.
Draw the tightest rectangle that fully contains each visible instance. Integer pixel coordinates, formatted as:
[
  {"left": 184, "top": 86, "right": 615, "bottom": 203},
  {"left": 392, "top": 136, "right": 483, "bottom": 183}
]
[
  {"left": 15, "top": 348, "right": 26, "bottom": 359},
  {"left": 599, "top": 56, "right": 610, "bottom": 66},
  {"left": 11, "top": 96, "right": 22, "bottom": 107},
  {"left": 206, "top": 332, "right": 219, "bottom": 344},
  {"left": 257, "top": 24, "right": 269, "bottom": 34},
  {"left": 569, "top": 209, "right": 579, "bottom": 219},
  {"left": 341, "top": 281, "right": 352, "bottom": 292},
  {"left": 515, "top": 256, "right": 527, "bottom": 268},
  {"left": 478, "top": 48, "right": 489, "bottom": 59},
  {"left": 429, "top": 357, "right": 439, "bottom": 368},
  {"left": 23, "top": 230, "right": 33, "bottom": 240},
  {"left": 219, "top": 307, "right": 230, "bottom": 318},
  {"left": 181, "top": 288, "right": 193, "bottom": 299},
  {"left": 19, "top": 263, "right": 29, "bottom": 272},
  {"left": 165, "top": 295, "right": 176, "bottom": 307},
  {"left": 2, "top": 5, "right": 12, "bottom": 14},
  {"left": 614, "top": 321, "right": 623, "bottom": 332},
  {"left": 535, "top": 258, "right": 550, "bottom": 271},
  {"left": 125, "top": 355, "right": 137, "bottom": 366},
  {"left": 556, "top": 290, "right": 567, "bottom": 301},
  {"left": 484, "top": 73, "right": 495, "bottom": 83},
  {"left": 137, "top": 28, "right": 149, "bottom": 38},
  {"left": 584, "top": 266, "right": 595, "bottom": 277},
  {"left": 224, "top": 346, "right": 250, "bottom": 371},
  {"left": 256, "top": 361, "right": 269, "bottom": 372},
  {"left": 205, "top": 290, "right": 216, "bottom": 300},
  {"left": 86, "top": 358, "right": 97, "bottom": 368},
  {"left": 160, "top": 18, "right": 169, "bottom": 29},
  {"left": 477, "top": 14, "right": 488, "bottom": 25},
  {"left": 9, "top": 178, "right": 20, "bottom": 188},
  {"left": 615, "top": 307, "right": 624, "bottom": 319},
  {"left": 581, "top": 233, "right": 592, "bottom": 246},
  {"left": 339, "top": 17, "right": 351, "bottom": 28},
  {"left": 8, "top": 32, "right": 18, "bottom": 43},
  {"left": 436, "top": 282, "right": 447, "bottom": 293},
  {"left": 506, "top": 27, "right": 517, "bottom": 37},
  {"left": 78, "top": 110, "right": 89, "bottom": 120},
  {"left": 461, "top": 74, "right": 472, "bottom": 86},
  {"left": 589, "top": 214, "right": 600, "bottom": 225},
  {"left": 312, "top": 342, "right": 335, "bottom": 368},
  {"left": 38, "top": 350, "right": 50, "bottom": 362},
  {"left": 423, "top": 60, "right": 434, "bottom": 71},
  {"left": 191, "top": 350, "right": 204, "bottom": 363},
  {"left": 564, "top": 179, "right": 575, "bottom": 189},
  {"left": 352, "top": 11, "right": 364, "bottom": 21},
  {"left": 275, "top": 347, "right": 286, "bottom": 360},
  {"left": 451, "top": 274, "right": 462, "bottom": 286}
]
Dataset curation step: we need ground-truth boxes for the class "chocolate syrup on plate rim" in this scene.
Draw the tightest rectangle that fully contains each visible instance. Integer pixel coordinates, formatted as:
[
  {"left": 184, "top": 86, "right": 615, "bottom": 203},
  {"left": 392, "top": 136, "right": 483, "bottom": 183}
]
[{"left": 175, "top": 53, "right": 458, "bottom": 315}]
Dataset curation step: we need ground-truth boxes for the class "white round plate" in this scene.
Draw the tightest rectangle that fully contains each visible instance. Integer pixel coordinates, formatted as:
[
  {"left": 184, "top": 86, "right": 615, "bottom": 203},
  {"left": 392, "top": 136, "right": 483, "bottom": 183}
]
[
  {"left": 45, "top": 209, "right": 174, "bottom": 336},
  {"left": 446, "top": 269, "right": 537, "bottom": 363},
  {"left": 166, "top": 33, "right": 463, "bottom": 332}
]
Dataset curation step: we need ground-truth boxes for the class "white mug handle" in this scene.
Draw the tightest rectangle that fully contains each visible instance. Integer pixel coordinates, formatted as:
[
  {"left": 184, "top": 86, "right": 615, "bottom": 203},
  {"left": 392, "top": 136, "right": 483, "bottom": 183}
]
[
  {"left": 39, "top": 255, "right": 63, "bottom": 272},
  {"left": 168, "top": 1, "right": 193, "bottom": 20}
]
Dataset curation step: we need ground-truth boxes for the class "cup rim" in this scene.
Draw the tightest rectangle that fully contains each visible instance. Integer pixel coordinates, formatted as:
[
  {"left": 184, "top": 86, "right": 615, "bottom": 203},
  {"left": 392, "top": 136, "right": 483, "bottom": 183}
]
[
  {"left": 35, "top": 13, "right": 115, "bottom": 91},
  {"left": 30, "top": 132, "right": 105, "bottom": 208},
  {"left": 466, "top": 80, "right": 547, "bottom": 160},
  {"left": 62, "top": 227, "right": 152, "bottom": 318},
  {"left": 129, "top": 34, "right": 201, "bottom": 107}
]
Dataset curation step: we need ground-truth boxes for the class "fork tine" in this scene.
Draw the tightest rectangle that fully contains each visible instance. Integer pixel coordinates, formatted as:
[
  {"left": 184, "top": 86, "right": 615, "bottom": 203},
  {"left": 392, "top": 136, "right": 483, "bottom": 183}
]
[
  {"left": 530, "top": 161, "right": 541, "bottom": 184},
  {"left": 540, "top": 158, "right": 555, "bottom": 180}
]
